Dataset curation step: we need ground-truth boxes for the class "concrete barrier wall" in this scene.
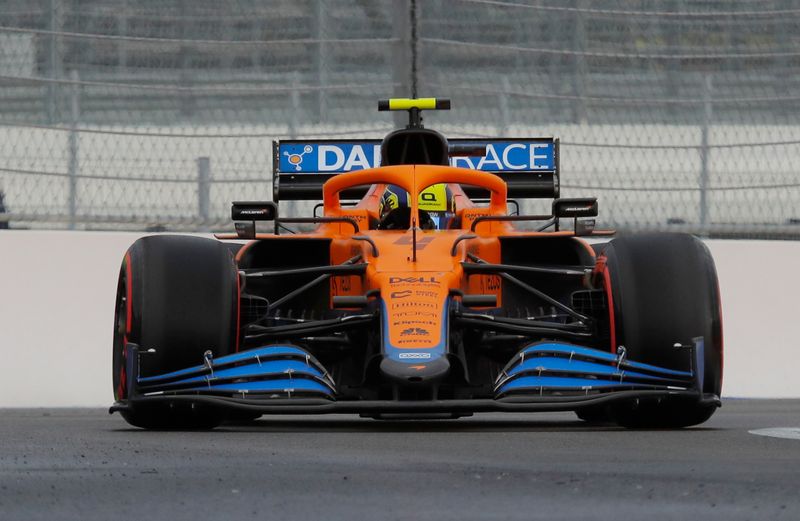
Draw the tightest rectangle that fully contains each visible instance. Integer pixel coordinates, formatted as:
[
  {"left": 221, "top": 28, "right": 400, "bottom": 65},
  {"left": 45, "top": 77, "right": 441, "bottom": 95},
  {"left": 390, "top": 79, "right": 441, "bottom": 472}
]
[{"left": 1, "top": 230, "right": 798, "bottom": 407}]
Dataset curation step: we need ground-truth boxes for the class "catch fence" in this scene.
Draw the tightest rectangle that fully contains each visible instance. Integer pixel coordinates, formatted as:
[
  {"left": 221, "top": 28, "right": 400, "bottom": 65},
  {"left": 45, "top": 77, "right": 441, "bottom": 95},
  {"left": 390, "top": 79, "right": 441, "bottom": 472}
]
[{"left": 1, "top": 0, "right": 799, "bottom": 237}]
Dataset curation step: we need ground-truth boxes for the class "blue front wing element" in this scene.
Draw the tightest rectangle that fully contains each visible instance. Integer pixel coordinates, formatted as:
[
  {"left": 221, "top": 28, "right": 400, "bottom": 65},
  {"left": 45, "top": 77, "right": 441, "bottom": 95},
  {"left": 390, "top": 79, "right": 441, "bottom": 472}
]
[
  {"left": 126, "top": 340, "right": 702, "bottom": 405},
  {"left": 494, "top": 340, "right": 701, "bottom": 398},
  {"left": 134, "top": 345, "right": 336, "bottom": 399}
]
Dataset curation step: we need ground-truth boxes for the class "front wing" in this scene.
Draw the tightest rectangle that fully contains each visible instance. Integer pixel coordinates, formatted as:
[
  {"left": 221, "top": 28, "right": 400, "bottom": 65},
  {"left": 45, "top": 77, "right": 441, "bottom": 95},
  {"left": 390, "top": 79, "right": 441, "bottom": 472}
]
[{"left": 110, "top": 340, "right": 719, "bottom": 418}]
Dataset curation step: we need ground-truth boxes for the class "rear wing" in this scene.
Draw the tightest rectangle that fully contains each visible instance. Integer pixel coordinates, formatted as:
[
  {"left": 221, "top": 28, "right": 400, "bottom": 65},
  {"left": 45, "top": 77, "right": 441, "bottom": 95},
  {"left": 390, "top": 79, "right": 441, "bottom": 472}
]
[{"left": 273, "top": 138, "right": 559, "bottom": 201}]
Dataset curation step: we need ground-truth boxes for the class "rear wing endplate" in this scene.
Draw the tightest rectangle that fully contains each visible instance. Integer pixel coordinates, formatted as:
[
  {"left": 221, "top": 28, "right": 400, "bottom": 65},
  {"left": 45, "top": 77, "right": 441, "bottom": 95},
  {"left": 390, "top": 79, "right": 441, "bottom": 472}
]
[{"left": 273, "top": 138, "right": 559, "bottom": 201}]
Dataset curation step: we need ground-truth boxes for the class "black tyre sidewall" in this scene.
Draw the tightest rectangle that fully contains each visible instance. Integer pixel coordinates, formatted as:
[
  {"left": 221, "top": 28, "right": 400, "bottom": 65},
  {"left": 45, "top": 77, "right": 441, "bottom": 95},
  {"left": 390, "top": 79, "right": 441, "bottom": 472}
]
[
  {"left": 131, "top": 236, "right": 238, "bottom": 376},
  {"left": 112, "top": 235, "right": 238, "bottom": 428},
  {"left": 604, "top": 233, "right": 722, "bottom": 396}
]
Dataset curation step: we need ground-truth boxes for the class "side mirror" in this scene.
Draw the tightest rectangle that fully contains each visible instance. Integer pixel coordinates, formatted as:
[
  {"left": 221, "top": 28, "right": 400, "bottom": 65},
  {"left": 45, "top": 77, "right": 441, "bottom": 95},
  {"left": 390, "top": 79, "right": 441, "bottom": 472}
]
[
  {"left": 231, "top": 201, "right": 278, "bottom": 238},
  {"left": 552, "top": 198, "right": 598, "bottom": 235},
  {"left": 552, "top": 198, "right": 598, "bottom": 219},
  {"left": 232, "top": 201, "right": 278, "bottom": 221}
]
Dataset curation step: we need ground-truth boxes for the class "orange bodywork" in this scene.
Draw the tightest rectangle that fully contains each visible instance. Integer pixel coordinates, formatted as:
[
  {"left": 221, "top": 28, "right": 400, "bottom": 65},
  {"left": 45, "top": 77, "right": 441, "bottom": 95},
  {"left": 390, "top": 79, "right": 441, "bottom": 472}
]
[
  {"left": 217, "top": 161, "right": 603, "bottom": 388},
  {"left": 227, "top": 164, "right": 588, "bottom": 370},
  {"left": 325, "top": 165, "right": 507, "bottom": 359}
]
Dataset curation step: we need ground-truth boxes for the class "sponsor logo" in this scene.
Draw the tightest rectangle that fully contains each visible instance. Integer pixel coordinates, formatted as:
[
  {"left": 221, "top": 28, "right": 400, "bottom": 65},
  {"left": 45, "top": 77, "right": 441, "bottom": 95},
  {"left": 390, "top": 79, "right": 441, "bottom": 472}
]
[
  {"left": 415, "top": 290, "right": 437, "bottom": 298},
  {"left": 392, "top": 320, "right": 437, "bottom": 326},
  {"left": 282, "top": 145, "right": 313, "bottom": 171},
  {"left": 400, "top": 327, "right": 430, "bottom": 336},
  {"left": 389, "top": 276, "right": 439, "bottom": 285},
  {"left": 393, "top": 311, "right": 437, "bottom": 318},
  {"left": 398, "top": 352, "right": 432, "bottom": 359},
  {"left": 450, "top": 142, "right": 554, "bottom": 171},
  {"left": 331, "top": 276, "right": 352, "bottom": 294},
  {"left": 317, "top": 144, "right": 382, "bottom": 172},
  {"left": 480, "top": 275, "right": 501, "bottom": 292},
  {"left": 390, "top": 290, "right": 413, "bottom": 299},
  {"left": 238, "top": 208, "right": 271, "bottom": 216},
  {"left": 279, "top": 141, "right": 555, "bottom": 173},
  {"left": 392, "top": 301, "right": 436, "bottom": 309}
]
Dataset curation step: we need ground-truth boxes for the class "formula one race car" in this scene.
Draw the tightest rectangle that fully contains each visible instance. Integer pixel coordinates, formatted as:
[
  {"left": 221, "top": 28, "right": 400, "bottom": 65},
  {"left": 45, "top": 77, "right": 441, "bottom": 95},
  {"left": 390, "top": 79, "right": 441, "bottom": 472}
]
[{"left": 111, "top": 98, "right": 722, "bottom": 429}]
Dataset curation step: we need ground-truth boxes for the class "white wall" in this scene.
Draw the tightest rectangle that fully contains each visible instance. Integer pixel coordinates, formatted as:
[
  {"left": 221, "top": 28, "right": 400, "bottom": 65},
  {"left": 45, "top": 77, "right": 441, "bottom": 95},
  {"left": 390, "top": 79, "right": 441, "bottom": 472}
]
[{"left": 0, "top": 231, "right": 798, "bottom": 407}]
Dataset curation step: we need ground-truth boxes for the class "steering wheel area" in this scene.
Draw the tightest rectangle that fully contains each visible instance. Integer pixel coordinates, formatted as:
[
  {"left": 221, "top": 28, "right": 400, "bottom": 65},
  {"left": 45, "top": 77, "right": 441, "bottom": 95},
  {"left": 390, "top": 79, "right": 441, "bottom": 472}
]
[{"left": 377, "top": 207, "right": 436, "bottom": 230}]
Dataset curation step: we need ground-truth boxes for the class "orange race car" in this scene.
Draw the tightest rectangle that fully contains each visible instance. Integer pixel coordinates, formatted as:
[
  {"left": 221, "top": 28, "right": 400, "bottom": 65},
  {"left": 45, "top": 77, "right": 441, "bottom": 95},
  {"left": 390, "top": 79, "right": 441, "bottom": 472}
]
[{"left": 111, "top": 98, "right": 723, "bottom": 429}]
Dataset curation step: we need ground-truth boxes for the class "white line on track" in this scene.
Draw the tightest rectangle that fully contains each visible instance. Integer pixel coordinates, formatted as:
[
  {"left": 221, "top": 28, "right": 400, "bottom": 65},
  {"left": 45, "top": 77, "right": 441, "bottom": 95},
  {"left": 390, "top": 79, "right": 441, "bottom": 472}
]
[{"left": 749, "top": 427, "right": 800, "bottom": 440}]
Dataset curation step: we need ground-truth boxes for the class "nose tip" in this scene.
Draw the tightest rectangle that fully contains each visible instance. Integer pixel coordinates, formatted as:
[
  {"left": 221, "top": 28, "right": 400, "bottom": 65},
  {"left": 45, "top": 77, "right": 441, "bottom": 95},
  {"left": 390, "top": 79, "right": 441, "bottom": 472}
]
[{"left": 379, "top": 355, "right": 450, "bottom": 384}]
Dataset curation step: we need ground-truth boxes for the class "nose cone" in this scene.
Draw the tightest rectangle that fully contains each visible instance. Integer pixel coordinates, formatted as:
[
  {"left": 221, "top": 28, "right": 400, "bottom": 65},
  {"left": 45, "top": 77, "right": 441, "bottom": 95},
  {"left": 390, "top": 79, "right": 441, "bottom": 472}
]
[
  {"left": 379, "top": 356, "right": 451, "bottom": 385},
  {"left": 377, "top": 270, "right": 454, "bottom": 387}
]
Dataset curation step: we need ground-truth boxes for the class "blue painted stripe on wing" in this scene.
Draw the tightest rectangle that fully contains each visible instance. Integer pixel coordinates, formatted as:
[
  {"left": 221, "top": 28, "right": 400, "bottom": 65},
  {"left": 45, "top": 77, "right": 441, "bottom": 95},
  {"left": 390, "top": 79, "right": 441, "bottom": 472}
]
[
  {"left": 497, "top": 375, "right": 662, "bottom": 394},
  {"left": 506, "top": 357, "right": 678, "bottom": 383},
  {"left": 211, "top": 346, "right": 311, "bottom": 364},
  {"left": 185, "top": 378, "right": 333, "bottom": 394},
  {"left": 138, "top": 345, "right": 315, "bottom": 383},
  {"left": 521, "top": 343, "right": 692, "bottom": 377},
  {"left": 154, "top": 360, "right": 324, "bottom": 387}
]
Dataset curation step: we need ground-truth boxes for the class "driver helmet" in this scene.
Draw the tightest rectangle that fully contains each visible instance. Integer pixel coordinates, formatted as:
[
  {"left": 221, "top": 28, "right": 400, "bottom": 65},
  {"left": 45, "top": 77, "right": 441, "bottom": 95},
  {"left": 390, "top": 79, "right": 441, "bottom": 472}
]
[{"left": 379, "top": 184, "right": 456, "bottom": 230}]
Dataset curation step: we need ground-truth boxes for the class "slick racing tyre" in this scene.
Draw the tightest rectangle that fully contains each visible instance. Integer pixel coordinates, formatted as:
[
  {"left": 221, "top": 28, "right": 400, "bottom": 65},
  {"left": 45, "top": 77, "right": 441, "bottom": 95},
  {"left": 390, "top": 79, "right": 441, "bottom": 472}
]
[
  {"left": 600, "top": 233, "right": 723, "bottom": 428},
  {"left": 112, "top": 235, "right": 239, "bottom": 429}
]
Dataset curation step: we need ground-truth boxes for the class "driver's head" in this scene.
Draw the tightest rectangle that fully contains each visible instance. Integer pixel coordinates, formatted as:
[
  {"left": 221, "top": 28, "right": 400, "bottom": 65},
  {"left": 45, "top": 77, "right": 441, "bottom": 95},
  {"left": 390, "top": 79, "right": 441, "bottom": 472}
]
[
  {"left": 378, "top": 185, "right": 409, "bottom": 219},
  {"left": 379, "top": 184, "right": 455, "bottom": 230}
]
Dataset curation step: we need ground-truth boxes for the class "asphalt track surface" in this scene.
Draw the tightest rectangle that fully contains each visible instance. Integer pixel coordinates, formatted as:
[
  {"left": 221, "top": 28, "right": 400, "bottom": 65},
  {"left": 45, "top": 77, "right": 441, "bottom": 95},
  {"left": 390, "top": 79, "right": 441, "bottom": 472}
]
[{"left": 2, "top": 400, "right": 799, "bottom": 521}]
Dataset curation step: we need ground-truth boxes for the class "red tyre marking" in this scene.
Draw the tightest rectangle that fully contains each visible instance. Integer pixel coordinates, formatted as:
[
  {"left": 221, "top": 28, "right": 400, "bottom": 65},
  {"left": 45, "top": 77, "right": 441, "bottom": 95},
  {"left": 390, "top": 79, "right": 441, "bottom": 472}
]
[
  {"left": 117, "top": 252, "right": 133, "bottom": 399},
  {"left": 118, "top": 345, "right": 127, "bottom": 400}
]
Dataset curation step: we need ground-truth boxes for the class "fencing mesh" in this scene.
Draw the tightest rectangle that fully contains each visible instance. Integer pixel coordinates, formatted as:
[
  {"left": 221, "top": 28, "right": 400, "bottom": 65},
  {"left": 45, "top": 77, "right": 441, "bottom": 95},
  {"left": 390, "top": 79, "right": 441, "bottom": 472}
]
[{"left": 1, "top": 0, "right": 799, "bottom": 236}]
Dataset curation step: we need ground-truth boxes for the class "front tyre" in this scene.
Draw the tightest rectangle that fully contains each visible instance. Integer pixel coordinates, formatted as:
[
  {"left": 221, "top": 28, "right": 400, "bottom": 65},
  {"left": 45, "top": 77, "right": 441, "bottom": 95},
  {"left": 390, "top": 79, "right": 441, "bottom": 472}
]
[
  {"left": 112, "top": 235, "right": 239, "bottom": 429},
  {"left": 601, "top": 233, "right": 723, "bottom": 428}
]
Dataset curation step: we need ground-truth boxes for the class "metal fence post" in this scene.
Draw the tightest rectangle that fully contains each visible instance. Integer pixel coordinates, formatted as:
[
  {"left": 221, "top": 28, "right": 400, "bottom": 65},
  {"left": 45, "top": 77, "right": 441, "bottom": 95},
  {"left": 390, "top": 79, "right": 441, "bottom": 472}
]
[
  {"left": 571, "top": 0, "right": 587, "bottom": 124},
  {"left": 117, "top": 0, "right": 128, "bottom": 73},
  {"left": 285, "top": 74, "right": 301, "bottom": 217},
  {"left": 392, "top": 0, "right": 411, "bottom": 127},
  {"left": 699, "top": 74, "right": 713, "bottom": 229},
  {"left": 289, "top": 72, "right": 300, "bottom": 139},
  {"left": 46, "top": 0, "right": 64, "bottom": 123},
  {"left": 313, "top": 0, "right": 328, "bottom": 123},
  {"left": 0, "top": 190, "right": 8, "bottom": 230},
  {"left": 498, "top": 77, "right": 511, "bottom": 136},
  {"left": 68, "top": 69, "right": 80, "bottom": 230},
  {"left": 197, "top": 157, "right": 211, "bottom": 226}
]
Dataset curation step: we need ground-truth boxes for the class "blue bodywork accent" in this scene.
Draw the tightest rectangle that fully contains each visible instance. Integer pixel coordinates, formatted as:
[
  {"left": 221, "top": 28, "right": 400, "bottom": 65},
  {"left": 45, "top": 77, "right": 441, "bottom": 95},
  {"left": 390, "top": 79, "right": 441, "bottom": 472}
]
[
  {"left": 518, "top": 342, "right": 693, "bottom": 377},
  {"left": 507, "top": 357, "right": 675, "bottom": 383},
  {"left": 498, "top": 376, "right": 657, "bottom": 395},
  {"left": 138, "top": 345, "right": 318, "bottom": 384},
  {"left": 380, "top": 298, "right": 449, "bottom": 364},
  {"left": 693, "top": 336, "right": 705, "bottom": 391},
  {"left": 135, "top": 344, "right": 335, "bottom": 399},
  {"left": 495, "top": 340, "right": 700, "bottom": 398},
  {"left": 140, "top": 361, "right": 325, "bottom": 389},
  {"left": 185, "top": 379, "right": 333, "bottom": 395}
]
